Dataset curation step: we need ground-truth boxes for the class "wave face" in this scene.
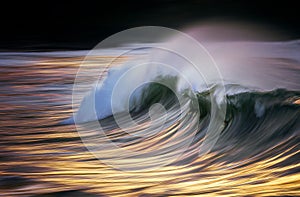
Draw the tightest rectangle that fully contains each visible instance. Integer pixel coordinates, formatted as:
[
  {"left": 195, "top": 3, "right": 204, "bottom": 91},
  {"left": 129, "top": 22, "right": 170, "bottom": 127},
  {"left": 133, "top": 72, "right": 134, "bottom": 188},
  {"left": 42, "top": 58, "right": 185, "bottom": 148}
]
[
  {"left": 73, "top": 77, "right": 300, "bottom": 163},
  {"left": 213, "top": 88, "right": 300, "bottom": 160}
]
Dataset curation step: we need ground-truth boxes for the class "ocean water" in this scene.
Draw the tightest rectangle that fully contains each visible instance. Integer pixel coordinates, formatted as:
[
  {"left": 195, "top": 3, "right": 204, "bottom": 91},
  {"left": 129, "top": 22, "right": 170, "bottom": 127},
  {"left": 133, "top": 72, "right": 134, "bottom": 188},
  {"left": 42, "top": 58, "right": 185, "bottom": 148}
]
[{"left": 0, "top": 40, "right": 300, "bottom": 196}]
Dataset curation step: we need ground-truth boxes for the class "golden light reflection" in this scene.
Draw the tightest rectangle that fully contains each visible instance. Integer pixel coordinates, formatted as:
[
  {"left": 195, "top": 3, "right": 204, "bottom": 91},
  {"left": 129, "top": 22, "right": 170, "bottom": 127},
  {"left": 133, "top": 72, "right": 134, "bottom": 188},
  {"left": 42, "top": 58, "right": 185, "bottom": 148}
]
[{"left": 0, "top": 55, "right": 299, "bottom": 196}]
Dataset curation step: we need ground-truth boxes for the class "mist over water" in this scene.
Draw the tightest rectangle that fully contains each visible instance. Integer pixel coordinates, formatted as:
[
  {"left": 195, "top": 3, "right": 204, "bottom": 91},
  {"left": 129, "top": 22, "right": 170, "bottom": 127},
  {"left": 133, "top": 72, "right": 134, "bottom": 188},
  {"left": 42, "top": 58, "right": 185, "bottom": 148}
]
[{"left": 0, "top": 25, "right": 300, "bottom": 196}]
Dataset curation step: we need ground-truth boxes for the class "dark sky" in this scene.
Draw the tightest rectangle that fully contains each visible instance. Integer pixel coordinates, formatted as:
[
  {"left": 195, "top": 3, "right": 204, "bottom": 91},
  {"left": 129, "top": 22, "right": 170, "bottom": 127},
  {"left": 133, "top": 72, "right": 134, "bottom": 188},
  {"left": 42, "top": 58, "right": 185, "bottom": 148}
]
[{"left": 1, "top": 0, "right": 299, "bottom": 50}]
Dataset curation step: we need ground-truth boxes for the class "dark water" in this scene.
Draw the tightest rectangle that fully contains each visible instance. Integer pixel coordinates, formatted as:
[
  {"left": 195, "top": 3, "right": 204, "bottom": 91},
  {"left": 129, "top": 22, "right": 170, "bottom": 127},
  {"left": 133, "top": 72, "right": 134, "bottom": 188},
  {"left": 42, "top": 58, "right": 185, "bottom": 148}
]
[{"left": 0, "top": 51, "right": 300, "bottom": 197}]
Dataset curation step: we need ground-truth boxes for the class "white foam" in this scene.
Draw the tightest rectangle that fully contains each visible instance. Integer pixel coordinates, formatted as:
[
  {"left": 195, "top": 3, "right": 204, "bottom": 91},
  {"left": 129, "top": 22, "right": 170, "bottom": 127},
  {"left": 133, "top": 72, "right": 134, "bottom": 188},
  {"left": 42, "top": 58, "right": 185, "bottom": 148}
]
[{"left": 64, "top": 38, "right": 300, "bottom": 124}]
